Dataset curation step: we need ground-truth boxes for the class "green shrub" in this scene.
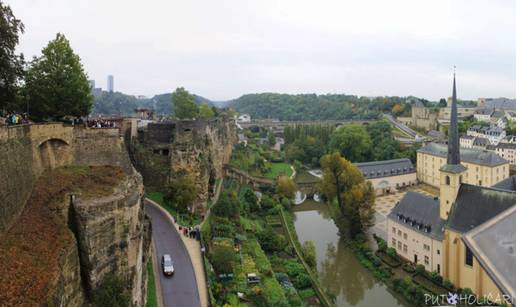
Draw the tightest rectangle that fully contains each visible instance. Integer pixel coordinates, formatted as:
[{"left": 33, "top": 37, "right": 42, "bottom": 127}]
[
  {"left": 257, "top": 227, "right": 286, "bottom": 253},
  {"left": 429, "top": 271, "right": 442, "bottom": 284},
  {"left": 263, "top": 277, "right": 288, "bottom": 307},
  {"left": 285, "top": 260, "right": 305, "bottom": 279},
  {"left": 415, "top": 264, "right": 426, "bottom": 275},
  {"left": 293, "top": 272, "right": 311, "bottom": 289},
  {"left": 298, "top": 288, "right": 316, "bottom": 300},
  {"left": 92, "top": 274, "right": 131, "bottom": 307},
  {"left": 377, "top": 238, "right": 387, "bottom": 252},
  {"left": 210, "top": 246, "right": 235, "bottom": 274},
  {"left": 301, "top": 241, "right": 317, "bottom": 269},
  {"left": 386, "top": 247, "right": 397, "bottom": 259},
  {"left": 443, "top": 278, "right": 454, "bottom": 290}
]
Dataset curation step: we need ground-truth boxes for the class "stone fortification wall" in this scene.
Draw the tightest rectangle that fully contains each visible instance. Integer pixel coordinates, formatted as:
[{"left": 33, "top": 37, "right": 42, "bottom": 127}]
[{"left": 0, "top": 123, "right": 135, "bottom": 235}]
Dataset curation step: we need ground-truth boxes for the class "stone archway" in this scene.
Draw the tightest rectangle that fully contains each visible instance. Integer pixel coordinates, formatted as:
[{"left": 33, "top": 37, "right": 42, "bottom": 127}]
[{"left": 38, "top": 138, "right": 72, "bottom": 171}]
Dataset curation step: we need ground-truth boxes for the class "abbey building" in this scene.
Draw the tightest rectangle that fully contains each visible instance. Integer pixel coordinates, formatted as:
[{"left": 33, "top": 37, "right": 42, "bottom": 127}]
[{"left": 387, "top": 74, "right": 516, "bottom": 304}]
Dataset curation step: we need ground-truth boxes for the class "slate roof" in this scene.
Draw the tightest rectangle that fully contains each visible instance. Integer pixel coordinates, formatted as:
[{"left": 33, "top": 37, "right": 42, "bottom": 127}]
[
  {"left": 418, "top": 142, "right": 507, "bottom": 166},
  {"left": 462, "top": 205, "right": 516, "bottom": 304},
  {"left": 474, "top": 108, "right": 494, "bottom": 115},
  {"left": 472, "top": 137, "right": 490, "bottom": 147},
  {"left": 493, "top": 176, "right": 516, "bottom": 191},
  {"left": 447, "top": 184, "right": 516, "bottom": 233},
  {"left": 428, "top": 130, "right": 444, "bottom": 139},
  {"left": 354, "top": 158, "right": 415, "bottom": 179},
  {"left": 388, "top": 191, "right": 445, "bottom": 240},
  {"left": 495, "top": 142, "right": 516, "bottom": 150},
  {"left": 461, "top": 135, "right": 475, "bottom": 140},
  {"left": 492, "top": 109, "right": 505, "bottom": 119},
  {"left": 484, "top": 98, "right": 516, "bottom": 110}
]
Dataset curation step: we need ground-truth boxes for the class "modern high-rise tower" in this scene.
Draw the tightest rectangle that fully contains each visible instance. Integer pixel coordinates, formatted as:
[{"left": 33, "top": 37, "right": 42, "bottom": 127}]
[{"left": 107, "top": 75, "right": 114, "bottom": 92}]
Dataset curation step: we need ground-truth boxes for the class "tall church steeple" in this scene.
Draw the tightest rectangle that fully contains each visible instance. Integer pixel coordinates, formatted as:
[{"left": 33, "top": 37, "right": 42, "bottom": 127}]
[
  {"left": 439, "top": 69, "right": 467, "bottom": 219},
  {"left": 447, "top": 70, "right": 461, "bottom": 165}
]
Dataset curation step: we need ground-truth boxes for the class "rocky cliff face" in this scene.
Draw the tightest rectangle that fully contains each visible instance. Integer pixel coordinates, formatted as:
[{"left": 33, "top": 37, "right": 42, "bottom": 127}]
[
  {"left": 170, "top": 117, "right": 237, "bottom": 212},
  {"left": 133, "top": 116, "right": 237, "bottom": 213},
  {"left": 72, "top": 171, "right": 151, "bottom": 305}
]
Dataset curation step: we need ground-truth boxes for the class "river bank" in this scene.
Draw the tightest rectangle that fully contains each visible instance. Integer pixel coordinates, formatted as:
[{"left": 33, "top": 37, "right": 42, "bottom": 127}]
[{"left": 292, "top": 200, "right": 411, "bottom": 307}]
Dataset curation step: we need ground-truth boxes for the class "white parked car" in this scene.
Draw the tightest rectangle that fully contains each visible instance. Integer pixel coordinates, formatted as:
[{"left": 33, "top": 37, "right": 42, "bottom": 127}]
[{"left": 162, "top": 254, "right": 175, "bottom": 277}]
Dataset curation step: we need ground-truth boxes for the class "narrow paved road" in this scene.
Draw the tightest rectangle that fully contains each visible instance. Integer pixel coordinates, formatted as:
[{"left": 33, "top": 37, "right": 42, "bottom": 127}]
[{"left": 145, "top": 202, "right": 201, "bottom": 307}]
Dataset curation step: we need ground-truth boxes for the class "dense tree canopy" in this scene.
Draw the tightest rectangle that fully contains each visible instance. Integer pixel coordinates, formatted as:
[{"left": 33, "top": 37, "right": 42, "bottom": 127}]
[
  {"left": 173, "top": 87, "right": 199, "bottom": 119},
  {"left": 276, "top": 175, "right": 296, "bottom": 199},
  {"left": 165, "top": 170, "right": 199, "bottom": 212},
  {"left": 212, "top": 191, "right": 240, "bottom": 220},
  {"left": 24, "top": 33, "right": 92, "bottom": 121},
  {"left": 92, "top": 91, "right": 140, "bottom": 115},
  {"left": 329, "top": 125, "right": 372, "bottom": 162},
  {"left": 199, "top": 103, "right": 215, "bottom": 118},
  {"left": 229, "top": 93, "right": 416, "bottom": 121},
  {"left": 0, "top": 1, "right": 25, "bottom": 111},
  {"left": 319, "top": 152, "right": 375, "bottom": 237}
]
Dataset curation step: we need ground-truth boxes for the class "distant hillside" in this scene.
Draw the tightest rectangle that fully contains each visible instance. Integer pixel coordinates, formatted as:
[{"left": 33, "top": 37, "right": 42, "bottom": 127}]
[
  {"left": 92, "top": 91, "right": 215, "bottom": 116},
  {"left": 227, "top": 93, "right": 414, "bottom": 120}
]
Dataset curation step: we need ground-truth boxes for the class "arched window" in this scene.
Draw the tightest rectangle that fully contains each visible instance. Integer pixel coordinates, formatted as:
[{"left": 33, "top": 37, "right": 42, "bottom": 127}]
[{"left": 445, "top": 175, "right": 450, "bottom": 185}]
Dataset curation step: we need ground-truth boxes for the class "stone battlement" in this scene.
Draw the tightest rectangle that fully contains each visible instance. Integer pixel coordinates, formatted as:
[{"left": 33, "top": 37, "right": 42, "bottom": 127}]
[{"left": 0, "top": 122, "right": 133, "bottom": 235}]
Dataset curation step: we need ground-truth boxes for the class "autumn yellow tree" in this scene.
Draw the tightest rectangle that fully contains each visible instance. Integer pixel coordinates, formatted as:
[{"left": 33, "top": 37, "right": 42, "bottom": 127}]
[
  {"left": 318, "top": 152, "right": 375, "bottom": 238},
  {"left": 276, "top": 175, "right": 297, "bottom": 199},
  {"left": 392, "top": 103, "right": 403, "bottom": 115}
]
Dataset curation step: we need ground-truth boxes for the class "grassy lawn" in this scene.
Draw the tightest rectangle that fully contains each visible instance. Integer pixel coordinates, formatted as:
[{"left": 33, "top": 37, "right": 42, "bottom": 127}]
[
  {"left": 265, "top": 162, "right": 293, "bottom": 179},
  {"left": 146, "top": 259, "right": 157, "bottom": 307}
]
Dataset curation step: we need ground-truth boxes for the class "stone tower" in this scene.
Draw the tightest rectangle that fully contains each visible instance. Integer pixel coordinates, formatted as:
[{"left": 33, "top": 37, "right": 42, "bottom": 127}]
[{"left": 439, "top": 72, "right": 467, "bottom": 219}]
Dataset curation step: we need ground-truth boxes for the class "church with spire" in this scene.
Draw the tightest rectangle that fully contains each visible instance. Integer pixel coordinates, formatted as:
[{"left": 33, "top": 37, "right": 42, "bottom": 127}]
[{"left": 387, "top": 72, "right": 516, "bottom": 304}]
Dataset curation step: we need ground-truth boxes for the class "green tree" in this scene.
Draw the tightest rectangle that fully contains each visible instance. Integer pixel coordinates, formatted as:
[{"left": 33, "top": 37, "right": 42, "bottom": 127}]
[
  {"left": 329, "top": 125, "right": 372, "bottom": 162},
  {"left": 257, "top": 227, "right": 286, "bottom": 253},
  {"left": 173, "top": 87, "right": 199, "bottom": 119},
  {"left": 241, "top": 187, "right": 260, "bottom": 213},
  {"left": 24, "top": 33, "right": 92, "bottom": 121},
  {"left": 276, "top": 175, "right": 297, "bottom": 199},
  {"left": 211, "top": 246, "right": 235, "bottom": 274},
  {"left": 302, "top": 241, "right": 317, "bottom": 269},
  {"left": 0, "top": 1, "right": 25, "bottom": 111},
  {"left": 165, "top": 170, "right": 199, "bottom": 212},
  {"left": 199, "top": 103, "right": 215, "bottom": 118},
  {"left": 212, "top": 191, "right": 240, "bottom": 219},
  {"left": 319, "top": 152, "right": 375, "bottom": 238}
]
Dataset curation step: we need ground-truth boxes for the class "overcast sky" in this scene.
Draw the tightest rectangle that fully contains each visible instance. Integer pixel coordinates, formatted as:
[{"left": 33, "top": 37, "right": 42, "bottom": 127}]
[{"left": 7, "top": 0, "right": 516, "bottom": 101}]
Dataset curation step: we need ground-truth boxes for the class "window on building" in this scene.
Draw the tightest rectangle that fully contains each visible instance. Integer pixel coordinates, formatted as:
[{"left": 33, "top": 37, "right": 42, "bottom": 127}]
[
  {"left": 398, "top": 230, "right": 402, "bottom": 236},
  {"left": 437, "top": 249, "right": 440, "bottom": 255},
  {"left": 437, "top": 264, "right": 440, "bottom": 273},
  {"left": 403, "top": 233, "right": 407, "bottom": 240},
  {"left": 398, "top": 241, "right": 402, "bottom": 250},
  {"left": 465, "top": 244, "right": 474, "bottom": 266},
  {"left": 424, "top": 256, "right": 429, "bottom": 265},
  {"left": 392, "top": 227, "right": 396, "bottom": 233},
  {"left": 403, "top": 244, "right": 408, "bottom": 253},
  {"left": 479, "top": 180, "right": 482, "bottom": 186},
  {"left": 424, "top": 244, "right": 430, "bottom": 251},
  {"left": 392, "top": 238, "right": 396, "bottom": 246},
  {"left": 459, "top": 175, "right": 463, "bottom": 183},
  {"left": 445, "top": 176, "right": 450, "bottom": 185}
]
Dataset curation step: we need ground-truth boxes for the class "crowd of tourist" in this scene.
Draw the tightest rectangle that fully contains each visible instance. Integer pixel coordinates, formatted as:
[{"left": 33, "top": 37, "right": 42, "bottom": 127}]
[
  {"left": 86, "top": 119, "right": 118, "bottom": 128},
  {"left": 1, "top": 112, "right": 31, "bottom": 126}
]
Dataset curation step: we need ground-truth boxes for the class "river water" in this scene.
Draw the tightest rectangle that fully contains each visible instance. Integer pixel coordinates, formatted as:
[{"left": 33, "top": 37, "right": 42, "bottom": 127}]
[{"left": 292, "top": 200, "right": 411, "bottom": 307}]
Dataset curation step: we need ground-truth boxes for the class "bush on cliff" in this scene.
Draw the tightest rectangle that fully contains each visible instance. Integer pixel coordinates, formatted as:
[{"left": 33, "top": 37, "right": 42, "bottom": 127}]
[{"left": 92, "top": 274, "right": 131, "bottom": 307}]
